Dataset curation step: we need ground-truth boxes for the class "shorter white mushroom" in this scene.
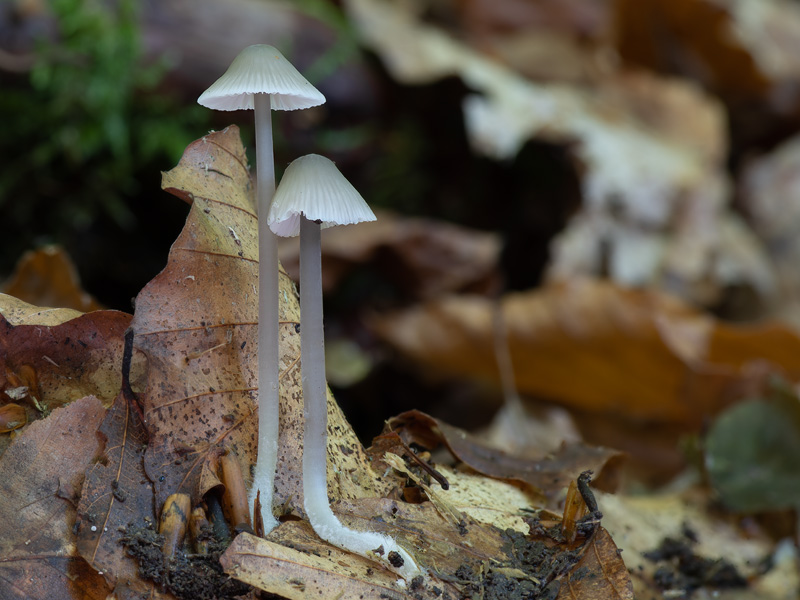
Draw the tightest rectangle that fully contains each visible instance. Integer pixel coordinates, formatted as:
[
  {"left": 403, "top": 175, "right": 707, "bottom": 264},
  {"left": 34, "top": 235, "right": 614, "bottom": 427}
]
[{"left": 268, "top": 154, "right": 420, "bottom": 580}]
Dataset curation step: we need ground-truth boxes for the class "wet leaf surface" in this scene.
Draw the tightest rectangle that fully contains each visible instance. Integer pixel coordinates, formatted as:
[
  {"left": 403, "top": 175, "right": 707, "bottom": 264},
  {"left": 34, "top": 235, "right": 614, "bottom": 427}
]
[{"left": 0, "top": 396, "right": 110, "bottom": 600}]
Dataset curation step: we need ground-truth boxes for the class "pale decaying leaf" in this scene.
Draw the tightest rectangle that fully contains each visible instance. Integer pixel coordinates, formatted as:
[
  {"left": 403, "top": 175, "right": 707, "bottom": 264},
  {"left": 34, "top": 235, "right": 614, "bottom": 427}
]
[
  {"left": 600, "top": 490, "right": 799, "bottom": 599},
  {"left": 222, "top": 528, "right": 430, "bottom": 600},
  {"left": 344, "top": 0, "right": 774, "bottom": 305},
  {"left": 383, "top": 452, "right": 548, "bottom": 534},
  {"left": 0, "top": 292, "right": 83, "bottom": 327},
  {"left": 0, "top": 396, "right": 111, "bottom": 600},
  {"left": 741, "top": 133, "right": 800, "bottom": 327},
  {"left": 548, "top": 207, "right": 776, "bottom": 306},
  {"left": 372, "top": 279, "right": 800, "bottom": 424},
  {"left": 131, "top": 126, "right": 392, "bottom": 515}
]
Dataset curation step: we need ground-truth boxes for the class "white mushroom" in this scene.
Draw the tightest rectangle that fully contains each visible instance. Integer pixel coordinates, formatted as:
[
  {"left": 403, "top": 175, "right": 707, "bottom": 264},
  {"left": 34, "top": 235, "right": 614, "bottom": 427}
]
[
  {"left": 269, "top": 155, "right": 419, "bottom": 580},
  {"left": 198, "top": 45, "right": 325, "bottom": 534}
]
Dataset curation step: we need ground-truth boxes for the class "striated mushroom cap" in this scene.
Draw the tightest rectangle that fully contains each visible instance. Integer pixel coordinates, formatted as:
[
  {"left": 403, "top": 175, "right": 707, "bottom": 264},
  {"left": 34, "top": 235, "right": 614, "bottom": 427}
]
[
  {"left": 198, "top": 45, "right": 325, "bottom": 111},
  {"left": 268, "top": 154, "right": 376, "bottom": 237}
]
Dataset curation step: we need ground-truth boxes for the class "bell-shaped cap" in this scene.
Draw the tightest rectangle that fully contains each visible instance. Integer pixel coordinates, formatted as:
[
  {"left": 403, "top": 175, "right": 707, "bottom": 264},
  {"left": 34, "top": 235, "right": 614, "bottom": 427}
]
[
  {"left": 198, "top": 45, "right": 325, "bottom": 111},
  {"left": 268, "top": 154, "right": 376, "bottom": 237}
]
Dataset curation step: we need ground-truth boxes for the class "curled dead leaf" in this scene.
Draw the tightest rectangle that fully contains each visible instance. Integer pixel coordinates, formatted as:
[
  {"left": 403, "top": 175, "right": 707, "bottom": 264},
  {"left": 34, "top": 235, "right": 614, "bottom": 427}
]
[{"left": 373, "top": 410, "right": 624, "bottom": 507}]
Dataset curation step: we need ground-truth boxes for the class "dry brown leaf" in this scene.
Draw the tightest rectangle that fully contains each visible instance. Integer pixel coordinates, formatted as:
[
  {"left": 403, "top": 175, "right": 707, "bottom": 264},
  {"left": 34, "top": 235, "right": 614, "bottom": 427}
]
[
  {"left": 75, "top": 392, "right": 159, "bottom": 596},
  {"left": 0, "top": 294, "right": 134, "bottom": 459},
  {"left": 130, "top": 126, "right": 391, "bottom": 515},
  {"left": 374, "top": 410, "right": 623, "bottom": 507},
  {"left": 277, "top": 210, "right": 501, "bottom": 299},
  {"left": 372, "top": 279, "right": 800, "bottom": 425},
  {"left": 558, "top": 527, "right": 634, "bottom": 599},
  {"left": 2, "top": 245, "right": 103, "bottom": 313},
  {"left": 0, "top": 396, "right": 111, "bottom": 600}
]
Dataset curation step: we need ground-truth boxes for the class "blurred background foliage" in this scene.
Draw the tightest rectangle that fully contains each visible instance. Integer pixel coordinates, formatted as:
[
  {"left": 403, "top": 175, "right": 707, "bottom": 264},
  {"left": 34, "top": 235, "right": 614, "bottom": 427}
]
[
  {"left": 0, "top": 0, "right": 574, "bottom": 311},
  {"left": 0, "top": 0, "right": 209, "bottom": 307},
  {"left": 7, "top": 0, "right": 800, "bottom": 497}
]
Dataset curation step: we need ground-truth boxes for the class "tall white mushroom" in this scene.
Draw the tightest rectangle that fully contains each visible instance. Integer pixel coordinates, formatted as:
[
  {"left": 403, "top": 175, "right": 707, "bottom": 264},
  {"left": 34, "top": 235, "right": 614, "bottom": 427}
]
[
  {"left": 268, "top": 154, "right": 420, "bottom": 580},
  {"left": 198, "top": 45, "right": 325, "bottom": 534}
]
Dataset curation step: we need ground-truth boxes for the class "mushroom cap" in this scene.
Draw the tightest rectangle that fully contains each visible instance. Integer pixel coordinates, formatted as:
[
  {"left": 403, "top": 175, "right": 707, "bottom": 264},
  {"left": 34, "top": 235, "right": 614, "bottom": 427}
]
[
  {"left": 268, "top": 154, "right": 376, "bottom": 237},
  {"left": 197, "top": 45, "right": 325, "bottom": 111}
]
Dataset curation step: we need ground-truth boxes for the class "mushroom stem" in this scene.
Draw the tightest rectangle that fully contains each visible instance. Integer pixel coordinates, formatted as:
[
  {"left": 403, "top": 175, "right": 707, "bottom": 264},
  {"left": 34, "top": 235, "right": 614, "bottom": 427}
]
[
  {"left": 250, "top": 92, "right": 280, "bottom": 534},
  {"left": 299, "top": 215, "right": 420, "bottom": 580}
]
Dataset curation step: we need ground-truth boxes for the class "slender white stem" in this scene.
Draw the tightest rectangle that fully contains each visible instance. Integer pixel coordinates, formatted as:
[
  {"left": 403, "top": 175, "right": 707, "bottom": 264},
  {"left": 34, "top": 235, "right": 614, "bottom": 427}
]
[
  {"left": 249, "top": 92, "right": 280, "bottom": 534},
  {"left": 299, "top": 215, "right": 420, "bottom": 580}
]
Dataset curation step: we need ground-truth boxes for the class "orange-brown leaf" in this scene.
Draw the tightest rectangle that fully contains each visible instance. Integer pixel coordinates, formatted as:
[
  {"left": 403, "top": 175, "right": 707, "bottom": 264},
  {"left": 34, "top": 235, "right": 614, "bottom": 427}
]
[
  {"left": 372, "top": 280, "right": 800, "bottom": 425},
  {"left": 2, "top": 246, "right": 103, "bottom": 313},
  {"left": 0, "top": 402, "right": 26, "bottom": 432},
  {"left": 557, "top": 527, "right": 634, "bottom": 599}
]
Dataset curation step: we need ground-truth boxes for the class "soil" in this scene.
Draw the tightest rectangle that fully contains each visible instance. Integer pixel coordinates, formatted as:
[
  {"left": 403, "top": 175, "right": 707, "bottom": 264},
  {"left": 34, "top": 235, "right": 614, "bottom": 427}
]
[
  {"left": 441, "top": 521, "right": 583, "bottom": 600},
  {"left": 644, "top": 525, "right": 748, "bottom": 598},
  {"left": 120, "top": 499, "right": 594, "bottom": 600},
  {"left": 120, "top": 523, "right": 254, "bottom": 600}
]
